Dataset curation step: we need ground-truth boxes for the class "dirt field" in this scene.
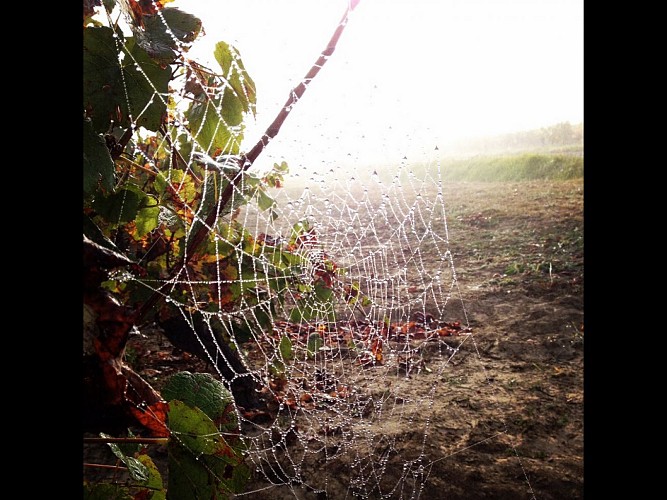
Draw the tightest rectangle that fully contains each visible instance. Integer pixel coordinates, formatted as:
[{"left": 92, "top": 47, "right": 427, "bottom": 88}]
[
  {"left": 404, "top": 179, "right": 584, "bottom": 499},
  {"left": 87, "top": 178, "right": 583, "bottom": 499}
]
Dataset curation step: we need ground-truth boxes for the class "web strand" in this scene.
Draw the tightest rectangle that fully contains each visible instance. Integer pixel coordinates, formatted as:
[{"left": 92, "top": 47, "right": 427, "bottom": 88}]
[{"left": 86, "top": 2, "right": 537, "bottom": 497}]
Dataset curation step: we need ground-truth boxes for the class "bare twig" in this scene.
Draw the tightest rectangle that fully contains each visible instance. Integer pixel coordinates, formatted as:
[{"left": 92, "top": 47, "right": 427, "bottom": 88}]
[
  {"left": 186, "top": 0, "right": 362, "bottom": 256},
  {"left": 245, "top": 0, "right": 361, "bottom": 165},
  {"left": 83, "top": 437, "right": 170, "bottom": 445},
  {"left": 83, "top": 463, "right": 129, "bottom": 471}
]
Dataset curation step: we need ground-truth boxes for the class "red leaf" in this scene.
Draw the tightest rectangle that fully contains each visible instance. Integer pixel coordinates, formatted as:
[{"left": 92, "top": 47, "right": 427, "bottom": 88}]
[
  {"left": 129, "top": 401, "right": 170, "bottom": 437},
  {"left": 124, "top": 0, "right": 164, "bottom": 27},
  {"left": 370, "top": 338, "right": 383, "bottom": 363}
]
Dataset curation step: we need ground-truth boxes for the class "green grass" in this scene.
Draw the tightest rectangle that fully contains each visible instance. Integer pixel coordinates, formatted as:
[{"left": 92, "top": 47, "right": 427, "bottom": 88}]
[{"left": 440, "top": 153, "right": 583, "bottom": 182}]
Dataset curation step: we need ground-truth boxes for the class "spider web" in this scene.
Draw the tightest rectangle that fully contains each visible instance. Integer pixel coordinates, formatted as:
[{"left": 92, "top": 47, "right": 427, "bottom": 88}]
[{"left": 85, "top": 1, "right": 536, "bottom": 498}]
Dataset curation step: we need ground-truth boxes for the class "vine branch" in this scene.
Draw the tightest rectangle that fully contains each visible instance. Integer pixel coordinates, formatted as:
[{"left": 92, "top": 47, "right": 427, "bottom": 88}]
[{"left": 135, "top": 0, "right": 361, "bottom": 323}]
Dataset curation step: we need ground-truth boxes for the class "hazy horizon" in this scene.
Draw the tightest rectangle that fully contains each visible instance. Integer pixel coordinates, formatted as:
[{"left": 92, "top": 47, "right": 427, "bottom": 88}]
[{"left": 179, "top": 0, "right": 583, "bottom": 174}]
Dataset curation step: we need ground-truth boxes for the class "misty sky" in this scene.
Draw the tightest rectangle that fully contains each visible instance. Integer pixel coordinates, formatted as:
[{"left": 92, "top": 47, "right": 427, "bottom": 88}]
[{"left": 179, "top": 0, "right": 584, "bottom": 172}]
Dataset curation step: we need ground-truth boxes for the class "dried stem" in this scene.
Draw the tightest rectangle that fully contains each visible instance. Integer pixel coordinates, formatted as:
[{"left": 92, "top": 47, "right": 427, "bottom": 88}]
[
  {"left": 84, "top": 437, "right": 170, "bottom": 445},
  {"left": 83, "top": 463, "right": 128, "bottom": 471}
]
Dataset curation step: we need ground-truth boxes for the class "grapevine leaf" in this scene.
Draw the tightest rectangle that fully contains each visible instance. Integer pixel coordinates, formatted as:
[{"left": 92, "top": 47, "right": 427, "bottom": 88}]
[
  {"left": 139, "top": 8, "right": 203, "bottom": 65},
  {"left": 289, "top": 219, "right": 313, "bottom": 247},
  {"left": 122, "top": 0, "right": 163, "bottom": 25},
  {"left": 83, "top": 118, "right": 115, "bottom": 197},
  {"left": 176, "top": 131, "right": 193, "bottom": 160},
  {"left": 183, "top": 40, "right": 256, "bottom": 155},
  {"left": 166, "top": 169, "right": 198, "bottom": 204},
  {"left": 123, "top": 37, "right": 171, "bottom": 131},
  {"left": 273, "top": 160, "right": 289, "bottom": 174},
  {"left": 213, "top": 41, "right": 257, "bottom": 117},
  {"left": 153, "top": 171, "right": 169, "bottom": 197},
  {"left": 184, "top": 92, "right": 242, "bottom": 156},
  {"left": 134, "top": 204, "right": 160, "bottom": 238},
  {"left": 255, "top": 188, "right": 276, "bottom": 212},
  {"left": 83, "top": 26, "right": 122, "bottom": 133},
  {"left": 168, "top": 400, "right": 226, "bottom": 455},
  {"left": 83, "top": 26, "right": 170, "bottom": 134},
  {"left": 167, "top": 399, "right": 250, "bottom": 496},
  {"left": 92, "top": 187, "right": 142, "bottom": 224},
  {"left": 168, "top": 428, "right": 250, "bottom": 498},
  {"left": 159, "top": 8, "right": 202, "bottom": 45},
  {"left": 162, "top": 371, "right": 235, "bottom": 424},
  {"left": 281, "top": 250, "right": 307, "bottom": 267}
]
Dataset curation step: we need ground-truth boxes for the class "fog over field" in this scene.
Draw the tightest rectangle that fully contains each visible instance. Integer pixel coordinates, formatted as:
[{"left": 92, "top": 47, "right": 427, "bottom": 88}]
[{"left": 179, "top": 0, "right": 584, "bottom": 174}]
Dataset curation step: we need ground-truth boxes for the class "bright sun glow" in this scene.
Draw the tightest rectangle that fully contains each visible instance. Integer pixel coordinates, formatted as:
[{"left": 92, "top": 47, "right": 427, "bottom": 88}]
[{"left": 177, "top": 0, "right": 583, "bottom": 169}]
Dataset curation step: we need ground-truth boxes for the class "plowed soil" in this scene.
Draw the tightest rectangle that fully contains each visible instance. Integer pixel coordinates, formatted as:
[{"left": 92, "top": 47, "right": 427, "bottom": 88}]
[{"left": 86, "top": 178, "right": 584, "bottom": 499}]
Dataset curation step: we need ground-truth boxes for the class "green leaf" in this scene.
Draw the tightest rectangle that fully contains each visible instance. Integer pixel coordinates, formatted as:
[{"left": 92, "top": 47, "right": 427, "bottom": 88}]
[
  {"left": 268, "top": 208, "right": 279, "bottom": 222},
  {"left": 165, "top": 169, "right": 198, "bottom": 204},
  {"left": 167, "top": 400, "right": 250, "bottom": 497},
  {"left": 83, "top": 118, "right": 115, "bottom": 197},
  {"left": 167, "top": 435, "right": 249, "bottom": 498},
  {"left": 176, "top": 131, "right": 193, "bottom": 160},
  {"left": 139, "top": 8, "right": 203, "bottom": 65},
  {"left": 279, "top": 335, "right": 293, "bottom": 361},
  {"left": 255, "top": 188, "right": 276, "bottom": 212},
  {"left": 161, "top": 371, "right": 234, "bottom": 424},
  {"left": 92, "top": 187, "right": 143, "bottom": 224},
  {"left": 153, "top": 171, "right": 169, "bottom": 197},
  {"left": 213, "top": 41, "right": 256, "bottom": 117},
  {"left": 136, "top": 453, "right": 166, "bottom": 497},
  {"left": 289, "top": 294, "right": 331, "bottom": 323},
  {"left": 134, "top": 204, "right": 160, "bottom": 238},
  {"left": 103, "top": 437, "right": 149, "bottom": 482},
  {"left": 289, "top": 304, "right": 307, "bottom": 323},
  {"left": 261, "top": 247, "right": 287, "bottom": 270},
  {"left": 270, "top": 359, "right": 285, "bottom": 375},
  {"left": 307, "top": 332, "right": 324, "bottom": 356},
  {"left": 83, "top": 27, "right": 122, "bottom": 133},
  {"left": 83, "top": 27, "right": 171, "bottom": 134},
  {"left": 184, "top": 92, "right": 243, "bottom": 156},
  {"left": 289, "top": 219, "right": 313, "bottom": 247},
  {"left": 281, "top": 250, "right": 307, "bottom": 267},
  {"left": 314, "top": 281, "right": 334, "bottom": 302},
  {"left": 183, "top": 40, "right": 257, "bottom": 155},
  {"left": 168, "top": 400, "right": 227, "bottom": 455},
  {"left": 274, "top": 161, "right": 289, "bottom": 174},
  {"left": 123, "top": 38, "right": 172, "bottom": 131},
  {"left": 263, "top": 161, "right": 289, "bottom": 189},
  {"left": 268, "top": 275, "right": 290, "bottom": 294}
]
